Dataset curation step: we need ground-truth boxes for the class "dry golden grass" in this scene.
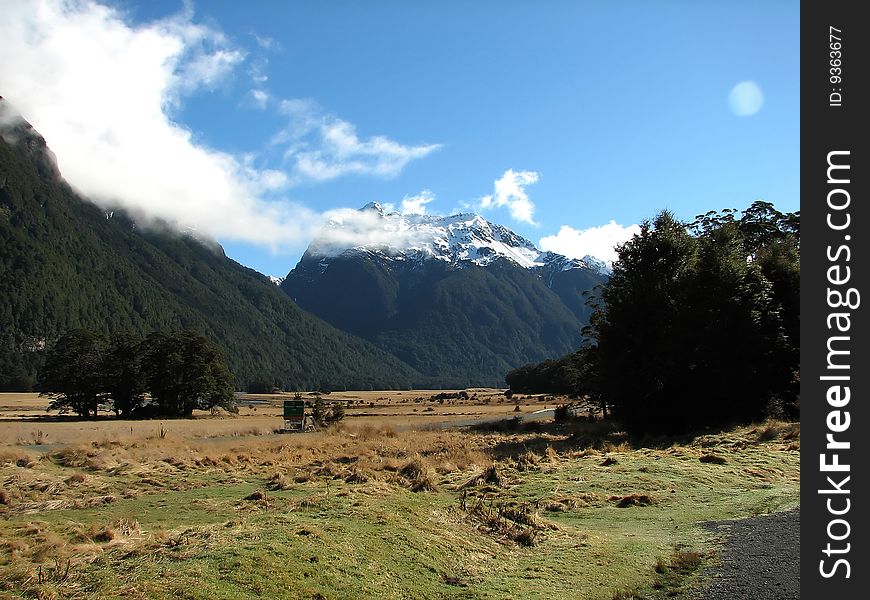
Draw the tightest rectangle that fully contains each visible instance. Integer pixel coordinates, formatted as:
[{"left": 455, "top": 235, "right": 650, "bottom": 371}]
[
  {"left": 0, "top": 415, "right": 800, "bottom": 600},
  {"left": 0, "top": 389, "right": 556, "bottom": 447}
]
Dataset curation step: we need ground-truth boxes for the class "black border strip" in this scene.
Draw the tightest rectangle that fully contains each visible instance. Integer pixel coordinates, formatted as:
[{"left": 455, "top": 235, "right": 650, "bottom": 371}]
[{"left": 801, "top": 2, "right": 868, "bottom": 596}]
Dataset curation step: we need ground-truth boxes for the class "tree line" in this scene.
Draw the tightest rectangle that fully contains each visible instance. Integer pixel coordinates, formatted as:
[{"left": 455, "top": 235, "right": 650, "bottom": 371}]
[
  {"left": 39, "top": 329, "right": 236, "bottom": 418},
  {"left": 507, "top": 201, "right": 800, "bottom": 432}
]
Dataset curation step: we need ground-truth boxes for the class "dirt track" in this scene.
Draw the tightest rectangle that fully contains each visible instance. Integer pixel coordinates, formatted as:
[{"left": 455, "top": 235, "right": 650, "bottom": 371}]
[{"left": 698, "top": 508, "right": 799, "bottom": 600}]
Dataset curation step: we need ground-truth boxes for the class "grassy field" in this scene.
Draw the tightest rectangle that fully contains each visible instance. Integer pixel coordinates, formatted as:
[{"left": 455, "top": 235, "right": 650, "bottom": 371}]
[
  {"left": 0, "top": 390, "right": 544, "bottom": 445},
  {"left": 0, "top": 392, "right": 799, "bottom": 599}
]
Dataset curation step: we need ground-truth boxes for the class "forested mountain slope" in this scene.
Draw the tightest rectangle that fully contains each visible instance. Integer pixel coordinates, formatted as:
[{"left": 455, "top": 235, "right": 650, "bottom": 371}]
[{"left": 0, "top": 98, "right": 420, "bottom": 391}]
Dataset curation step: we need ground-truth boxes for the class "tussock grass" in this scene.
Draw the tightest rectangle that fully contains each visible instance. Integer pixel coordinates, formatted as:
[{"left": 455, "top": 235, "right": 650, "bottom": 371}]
[
  {"left": 0, "top": 448, "right": 38, "bottom": 468},
  {"left": 699, "top": 453, "right": 728, "bottom": 465},
  {"left": 0, "top": 417, "right": 799, "bottom": 599},
  {"left": 609, "top": 493, "right": 655, "bottom": 508},
  {"left": 516, "top": 450, "right": 542, "bottom": 470},
  {"left": 753, "top": 420, "right": 800, "bottom": 443},
  {"left": 267, "top": 472, "right": 292, "bottom": 490},
  {"left": 462, "top": 464, "right": 501, "bottom": 489},
  {"left": 64, "top": 472, "right": 86, "bottom": 485},
  {"left": 400, "top": 455, "right": 438, "bottom": 492}
]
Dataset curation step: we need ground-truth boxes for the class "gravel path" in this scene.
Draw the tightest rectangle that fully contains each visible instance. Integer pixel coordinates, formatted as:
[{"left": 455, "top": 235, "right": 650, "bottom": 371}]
[{"left": 698, "top": 508, "right": 800, "bottom": 600}]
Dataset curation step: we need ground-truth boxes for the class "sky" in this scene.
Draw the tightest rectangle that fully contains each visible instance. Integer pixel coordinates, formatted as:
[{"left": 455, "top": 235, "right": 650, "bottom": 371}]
[{"left": 0, "top": 0, "right": 799, "bottom": 278}]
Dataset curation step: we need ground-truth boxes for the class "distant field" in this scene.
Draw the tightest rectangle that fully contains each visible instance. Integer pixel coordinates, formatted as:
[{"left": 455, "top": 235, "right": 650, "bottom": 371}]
[
  {"left": 0, "top": 391, "right": 799, "bottom": 599},
  {"left": 0, "top": 389, "right": 554, "bottom": 446}
]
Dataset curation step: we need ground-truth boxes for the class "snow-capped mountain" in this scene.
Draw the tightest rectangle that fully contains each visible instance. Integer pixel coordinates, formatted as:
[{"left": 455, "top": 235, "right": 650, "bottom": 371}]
[
  {"left": 307, "top": 202, "right": 610, "bottom": 275},
  {"left": 280, "top": 204, "right": 609, "bottom": 386}
]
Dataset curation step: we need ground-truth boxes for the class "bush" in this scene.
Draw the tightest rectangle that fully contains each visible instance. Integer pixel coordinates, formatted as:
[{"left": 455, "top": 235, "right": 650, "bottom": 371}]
[
  {"left": 329, "top": 402, "right": 346, "bottom": 424},
  {"left": 554, "top": 404, "right": 571, "bottom": 423}
]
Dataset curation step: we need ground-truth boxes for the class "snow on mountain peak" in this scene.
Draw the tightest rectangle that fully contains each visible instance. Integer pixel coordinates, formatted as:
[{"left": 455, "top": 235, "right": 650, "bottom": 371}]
[
  {"left": 360, "top": 201, "right": 384, "bottom": 215},
  {"left": 580, "top": 255, "right": 612, "bottom": 275},
  {"left": 306, "top": 204, "right": 608, "bottom": 274}
]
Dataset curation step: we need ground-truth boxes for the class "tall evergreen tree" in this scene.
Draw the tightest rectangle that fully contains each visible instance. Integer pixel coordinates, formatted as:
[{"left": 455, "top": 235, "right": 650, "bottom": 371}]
[
  {"left": 38, "top": 329, "right": 106, "bottom": 417},
  {"left": 593, "top": 212, "right": 698, "bottom": 430},
  {"left": 102, "top": 331, "right": 146, "bottom": 417},
  {"left": 141, "top": 330, "right": 236, "bottom": 417}
]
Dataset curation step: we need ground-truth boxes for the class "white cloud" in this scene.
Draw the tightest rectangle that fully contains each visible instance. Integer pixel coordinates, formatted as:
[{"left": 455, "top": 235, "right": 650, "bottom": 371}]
[
  {"left": 274, "top": 99, "right": 441, "bottom": 183},
  {"left": 479, "top": 169, "right": 538, "bottom": 224},
  {"left": 728, "top": 81, "right": 764, "bottom": 116},
  {"left": 380, "top": 189, "right": 434, "bottom": 216},
  {"left": 539, "top": 221, "right": 641, "bottom": 265},
  {"left": 0, "top": 0, "right": 313, "bottom": 247},
  {"left": 248, "top": 57, "right": 269, "bottom": 85},
  {"left": 249, "top": 88, "right": 269, "bottom": 109},
  {"left": 399, "top": 190, "right": 435, "bottom": 215},
  {"left": 0, "top": 0, "right": 438, "bottom": 253},
  {"left": 253, "top": 33, "right": 275, "bottom": 49},
  {"left": 139, "top": 3, "right": 246, "bottom": 105},
  {"left": 309, "top": 207, "right": 431, "bottom": 256}
]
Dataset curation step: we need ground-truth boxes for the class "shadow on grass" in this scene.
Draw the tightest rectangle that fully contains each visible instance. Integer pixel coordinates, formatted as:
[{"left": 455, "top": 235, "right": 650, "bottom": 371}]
[{"left": 469, "top": 415, "right": 768, "bottom": 462}]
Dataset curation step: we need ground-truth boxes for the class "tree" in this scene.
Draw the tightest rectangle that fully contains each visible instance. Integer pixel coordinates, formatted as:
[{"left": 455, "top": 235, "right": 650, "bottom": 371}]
[
  {"left": 691, "top": 201, "right": 800, "bottom": 416},
  {"left": 592, "top": 212, "right": 699, "bottom": 431},
  {"left": 682, "top": 223, "right": 792, "bottom": 425},
  {"left": 246, "top": 379, "right": 279, "bottom": 394},
  {"left": 141, "top": 330, "right": 236, "bottom": 417},
  {"left": 591, "top": 208, "right": 797, "bottom": 431},
  {"left": 38, "top": 329, "right": 106, "bottom": 417},
  {"left": 310, "top": 395, "right": 345, "bottom": 427},
  {"left": 329, "top": 401, "right": 346, "bottom": 424},
  {"left": 510, "top": 202, "right": 799, "bottom": 433},
  {"left": 102, "top": 331, "right": 146, "bottom": 417},
  {"left": 311, "top": 395, "right": 327, "bottom": 427}
]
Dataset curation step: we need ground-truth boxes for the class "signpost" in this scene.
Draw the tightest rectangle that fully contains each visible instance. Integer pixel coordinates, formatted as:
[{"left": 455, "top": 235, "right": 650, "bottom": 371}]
[{"left": 281, "top": 400, "right": 316, "bottom": 433}]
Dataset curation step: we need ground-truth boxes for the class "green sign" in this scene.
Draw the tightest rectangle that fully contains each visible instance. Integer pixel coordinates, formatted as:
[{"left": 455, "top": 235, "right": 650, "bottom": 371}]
[{"left": 283, "top": 400, "right": 305, "bottom": 418}]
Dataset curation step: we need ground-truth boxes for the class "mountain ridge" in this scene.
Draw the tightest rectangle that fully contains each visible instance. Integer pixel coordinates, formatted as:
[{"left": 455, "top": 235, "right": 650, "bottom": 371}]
[
  {"left": 281, "top": 204, "right": 608, "bottom": 386},
  {"left": 308, "top": 201, "right": 610, "bottom": 275},
  {"left": 0, "top": 97, "right": 422, "bottom": 391}
]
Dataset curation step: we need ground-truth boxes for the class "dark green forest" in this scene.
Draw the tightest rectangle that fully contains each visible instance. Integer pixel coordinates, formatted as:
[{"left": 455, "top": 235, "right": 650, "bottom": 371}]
[
  {"left": 283, "top": 249, "right": 605, "bottom": 388},
  {"left": 0, "top": 113, "right": 422, "bottom": 391},
  {"left": 507, "top": 202, "right": 800, "bottom": 432}
]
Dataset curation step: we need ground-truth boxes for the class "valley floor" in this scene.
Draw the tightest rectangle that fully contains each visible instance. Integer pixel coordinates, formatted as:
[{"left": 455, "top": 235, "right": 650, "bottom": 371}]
[{"left": 0, "top": 393, "right": 799, "bottom": 600}]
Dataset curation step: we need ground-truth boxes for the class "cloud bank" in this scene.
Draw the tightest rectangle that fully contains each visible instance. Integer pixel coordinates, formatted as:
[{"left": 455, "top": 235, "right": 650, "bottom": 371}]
[
  {"left": 308, "top": 206, "right": 434, "bottom": 257},
  {"left": 0, "top": 0, "right": 437, "bottom": 251},
  {"left": 539, "top": 221, "right": 641, "bottom": 265}
]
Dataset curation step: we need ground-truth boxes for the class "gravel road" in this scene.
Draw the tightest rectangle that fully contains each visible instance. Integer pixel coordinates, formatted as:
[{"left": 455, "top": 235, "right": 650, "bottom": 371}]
[{"left": 698, "top": 508, "right": 800, "bottom": 600}]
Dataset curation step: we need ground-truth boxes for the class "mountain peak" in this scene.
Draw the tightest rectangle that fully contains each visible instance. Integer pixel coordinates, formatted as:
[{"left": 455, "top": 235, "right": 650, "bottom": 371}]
[
  {"left": 0, "top": 96, "right": 61, "bottom": 180},
  {"left": 306, "top": 207, "right": 607, "bottom": 274},
  {"left": 360, "top": 201, "right": 384, "bottom": 215}
]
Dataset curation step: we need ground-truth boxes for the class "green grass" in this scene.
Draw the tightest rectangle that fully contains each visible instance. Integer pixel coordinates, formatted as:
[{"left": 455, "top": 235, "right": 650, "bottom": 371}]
[{"left": 0, "top": 422, "right": 799, "bottom": 600}]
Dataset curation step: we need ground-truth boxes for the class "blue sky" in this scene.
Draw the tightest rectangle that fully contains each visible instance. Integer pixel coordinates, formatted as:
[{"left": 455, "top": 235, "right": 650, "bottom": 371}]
[{"left": 1, "top": 1, "right": 799, "bottom": 277}]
